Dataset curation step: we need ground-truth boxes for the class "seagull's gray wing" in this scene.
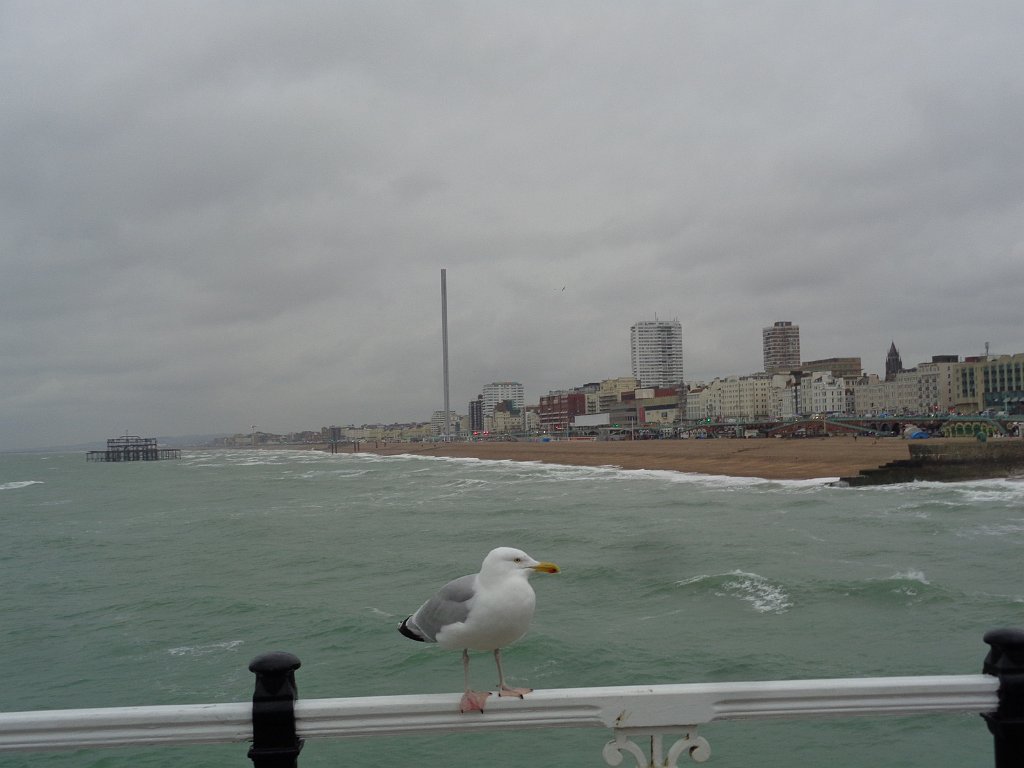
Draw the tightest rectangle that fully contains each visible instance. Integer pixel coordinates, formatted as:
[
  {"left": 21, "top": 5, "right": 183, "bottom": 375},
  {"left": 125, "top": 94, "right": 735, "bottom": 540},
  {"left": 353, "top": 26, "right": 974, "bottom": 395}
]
[{"left": 402, "top": 573, "right": 477, "bottom": 643}]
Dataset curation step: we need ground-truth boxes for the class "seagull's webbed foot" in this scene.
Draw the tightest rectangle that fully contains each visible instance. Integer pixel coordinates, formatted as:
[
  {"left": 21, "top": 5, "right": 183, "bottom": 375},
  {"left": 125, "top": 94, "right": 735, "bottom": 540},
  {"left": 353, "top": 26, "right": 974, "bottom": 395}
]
[
  {"left": 459, "top": 689, "right": 492, "bottom": 713},
  {"left": 493, "top": 648, "right": 532, "bottom": 699},
  {"left": 498, "top": 684, "right": 533, "bottom": 699}
]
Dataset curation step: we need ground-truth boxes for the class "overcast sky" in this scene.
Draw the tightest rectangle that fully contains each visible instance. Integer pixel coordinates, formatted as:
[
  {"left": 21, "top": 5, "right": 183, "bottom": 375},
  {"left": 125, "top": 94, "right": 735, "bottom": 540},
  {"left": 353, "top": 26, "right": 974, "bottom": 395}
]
[{"left": 2, "top": 2, "right": 1022, "bottom": 449}]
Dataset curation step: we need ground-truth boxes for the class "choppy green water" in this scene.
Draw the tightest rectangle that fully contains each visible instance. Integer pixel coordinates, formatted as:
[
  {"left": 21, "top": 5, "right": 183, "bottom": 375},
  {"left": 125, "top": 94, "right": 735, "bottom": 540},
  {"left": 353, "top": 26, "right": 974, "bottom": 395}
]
[{"left": 2, "top": 449, "right": 1022, "bottom": 767}]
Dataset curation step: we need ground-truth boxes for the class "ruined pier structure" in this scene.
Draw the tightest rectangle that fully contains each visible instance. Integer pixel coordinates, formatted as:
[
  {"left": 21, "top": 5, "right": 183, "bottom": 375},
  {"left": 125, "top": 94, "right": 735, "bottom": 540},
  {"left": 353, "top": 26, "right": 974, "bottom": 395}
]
[{"left": 86, "top": 436, "right": 181, "bottom": 462}]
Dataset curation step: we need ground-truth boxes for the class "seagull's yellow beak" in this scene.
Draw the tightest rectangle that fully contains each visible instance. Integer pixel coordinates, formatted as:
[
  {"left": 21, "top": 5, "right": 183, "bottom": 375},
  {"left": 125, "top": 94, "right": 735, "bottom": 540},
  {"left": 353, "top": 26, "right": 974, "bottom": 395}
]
[{"left": 532, "top": 561, "right": 560, "bottom": 574}]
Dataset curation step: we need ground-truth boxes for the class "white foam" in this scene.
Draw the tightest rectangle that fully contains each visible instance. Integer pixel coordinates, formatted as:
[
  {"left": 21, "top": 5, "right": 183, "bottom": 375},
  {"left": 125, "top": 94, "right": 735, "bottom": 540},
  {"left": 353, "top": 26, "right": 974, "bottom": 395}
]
[
  {"left": 367, "top": 451, "right": 841, "bottom": 492},
  {"left": 0, "top": 480, "right": 43, "bottom": 491},
  {"left": 887, "top": 570, "right": 930, "bottom": 584},
  {"left": 719, "top": 570, "right": 794, "bottom": 614},
  {"left": 676, "top": 570, "right": 793, "bottom": 614},
  {"left": 675, "top": 573, "right": 711, "bottom": 587},
  {"left": 167, "top": 640, "right": 244, "bottom": 657}
]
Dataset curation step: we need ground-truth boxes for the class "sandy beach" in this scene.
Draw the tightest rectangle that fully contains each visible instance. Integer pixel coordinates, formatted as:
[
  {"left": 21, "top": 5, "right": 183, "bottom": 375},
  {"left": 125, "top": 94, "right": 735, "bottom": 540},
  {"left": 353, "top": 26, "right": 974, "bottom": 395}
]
[{"left": 346, "top": 435, "right": 924, "bottom": 480}]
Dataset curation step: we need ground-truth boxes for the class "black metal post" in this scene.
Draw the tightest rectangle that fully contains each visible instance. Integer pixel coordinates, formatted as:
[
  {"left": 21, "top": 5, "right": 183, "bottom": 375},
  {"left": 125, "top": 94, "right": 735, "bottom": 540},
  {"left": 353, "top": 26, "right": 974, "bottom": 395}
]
[
  {"left": 248, "top": 652, "right": 303, "bottom": 767},
  {"left": 983, "top": 628, "right": 1024, "bottom": 768}
]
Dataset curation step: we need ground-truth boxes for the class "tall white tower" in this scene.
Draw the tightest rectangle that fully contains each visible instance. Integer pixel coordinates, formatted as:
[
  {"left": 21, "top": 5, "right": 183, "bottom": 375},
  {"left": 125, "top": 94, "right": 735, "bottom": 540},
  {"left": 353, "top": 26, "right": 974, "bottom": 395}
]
[
  {"left": 630, "top": 319, "right": 684, "bottom": 389},
  {"left": 440, "top": 269, "right": 450, "bottom": 440}
]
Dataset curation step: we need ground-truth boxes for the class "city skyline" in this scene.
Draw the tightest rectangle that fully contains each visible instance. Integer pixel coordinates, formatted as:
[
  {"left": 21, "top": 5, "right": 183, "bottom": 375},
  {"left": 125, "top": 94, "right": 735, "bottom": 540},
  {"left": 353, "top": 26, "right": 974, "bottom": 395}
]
[{"left": 3, "top": 4, "right": 1023, "bottom": 451}]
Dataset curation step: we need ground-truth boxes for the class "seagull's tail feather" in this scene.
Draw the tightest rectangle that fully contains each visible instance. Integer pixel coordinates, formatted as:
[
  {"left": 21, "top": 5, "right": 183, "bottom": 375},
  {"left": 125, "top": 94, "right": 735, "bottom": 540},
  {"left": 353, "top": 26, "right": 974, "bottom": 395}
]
[{"left": 398, "top": 616, "right": 427, "bottom": 642}]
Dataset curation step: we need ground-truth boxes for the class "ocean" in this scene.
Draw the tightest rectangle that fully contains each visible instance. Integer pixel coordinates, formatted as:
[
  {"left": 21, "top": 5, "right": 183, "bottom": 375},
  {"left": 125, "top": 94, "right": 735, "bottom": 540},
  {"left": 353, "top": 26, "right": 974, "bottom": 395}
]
[{"left": 1, "top": 448, "right": 1022, "bottom": 767}]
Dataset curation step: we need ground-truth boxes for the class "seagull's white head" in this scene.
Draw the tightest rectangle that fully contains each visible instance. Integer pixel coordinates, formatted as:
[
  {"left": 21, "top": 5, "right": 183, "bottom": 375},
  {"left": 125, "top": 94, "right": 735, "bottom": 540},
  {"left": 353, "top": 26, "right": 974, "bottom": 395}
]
[{"left": 480, "top": 547, "right": 560, "bottom": 579}]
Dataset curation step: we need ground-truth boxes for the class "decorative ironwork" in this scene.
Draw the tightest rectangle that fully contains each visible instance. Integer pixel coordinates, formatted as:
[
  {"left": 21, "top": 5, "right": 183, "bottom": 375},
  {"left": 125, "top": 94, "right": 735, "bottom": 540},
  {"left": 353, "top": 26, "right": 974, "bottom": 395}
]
[{"left": 603, "top": 729, "right": 710, "bottom": 767}]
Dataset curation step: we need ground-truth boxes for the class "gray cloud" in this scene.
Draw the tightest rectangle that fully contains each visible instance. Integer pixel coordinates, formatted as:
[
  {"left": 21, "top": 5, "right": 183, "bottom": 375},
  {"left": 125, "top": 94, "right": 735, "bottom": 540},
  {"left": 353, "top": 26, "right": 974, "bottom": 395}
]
[{"left": 2, "top": 1, "right": 1022, "bottom": 449}]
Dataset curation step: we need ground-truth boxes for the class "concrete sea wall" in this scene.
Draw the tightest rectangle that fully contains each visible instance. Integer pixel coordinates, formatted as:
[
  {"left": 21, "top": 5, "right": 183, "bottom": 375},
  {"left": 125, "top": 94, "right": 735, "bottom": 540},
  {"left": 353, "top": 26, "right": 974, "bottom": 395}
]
[{"left": 840, "top": 440, "right": 1024, "bottom": 486}]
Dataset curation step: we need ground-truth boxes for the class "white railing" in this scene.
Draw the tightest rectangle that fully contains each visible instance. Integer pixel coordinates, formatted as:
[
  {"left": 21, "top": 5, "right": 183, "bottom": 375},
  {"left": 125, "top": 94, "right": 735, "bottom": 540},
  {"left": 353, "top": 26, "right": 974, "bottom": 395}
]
[{"left": 0, "top": 675, "right": 1002, "bottom": 766}]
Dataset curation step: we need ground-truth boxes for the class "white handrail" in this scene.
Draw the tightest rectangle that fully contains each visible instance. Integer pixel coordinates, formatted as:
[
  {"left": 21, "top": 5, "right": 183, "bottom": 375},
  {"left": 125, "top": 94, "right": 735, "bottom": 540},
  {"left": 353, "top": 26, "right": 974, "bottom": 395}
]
[{"left": 0, "top": 675, "right": 998, "bottom": 753}]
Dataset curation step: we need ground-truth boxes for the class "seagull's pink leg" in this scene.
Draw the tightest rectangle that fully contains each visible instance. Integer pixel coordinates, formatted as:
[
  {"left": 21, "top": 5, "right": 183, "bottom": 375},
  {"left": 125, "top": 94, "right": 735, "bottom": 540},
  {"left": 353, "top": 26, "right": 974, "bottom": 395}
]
[
  {"left": 495, "top": 648, "right": 532, "bottom": 698},
  {"left": 459, "top": 649, "right": 491, "bottom": 713}
]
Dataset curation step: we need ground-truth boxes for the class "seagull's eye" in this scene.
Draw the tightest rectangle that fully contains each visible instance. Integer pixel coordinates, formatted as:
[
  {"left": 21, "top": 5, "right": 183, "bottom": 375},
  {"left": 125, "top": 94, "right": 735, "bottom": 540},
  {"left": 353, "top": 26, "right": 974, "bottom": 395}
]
[{"left": 513, "top": 557, "right": 522, "bottom": 563}]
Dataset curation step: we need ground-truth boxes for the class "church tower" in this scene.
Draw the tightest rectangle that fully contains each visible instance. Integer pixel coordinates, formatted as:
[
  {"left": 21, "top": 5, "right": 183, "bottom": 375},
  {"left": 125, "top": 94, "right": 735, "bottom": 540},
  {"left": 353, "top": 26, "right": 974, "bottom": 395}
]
[{"left": 885, "top": 341, "right": 903, "bottom": 381}]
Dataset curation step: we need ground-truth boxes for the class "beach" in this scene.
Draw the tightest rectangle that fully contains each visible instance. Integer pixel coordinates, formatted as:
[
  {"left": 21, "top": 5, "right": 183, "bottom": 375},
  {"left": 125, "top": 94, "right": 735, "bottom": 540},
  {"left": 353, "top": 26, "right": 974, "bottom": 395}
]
[{"left": 348, "top": 435, "right": 921, "bottom": 480}]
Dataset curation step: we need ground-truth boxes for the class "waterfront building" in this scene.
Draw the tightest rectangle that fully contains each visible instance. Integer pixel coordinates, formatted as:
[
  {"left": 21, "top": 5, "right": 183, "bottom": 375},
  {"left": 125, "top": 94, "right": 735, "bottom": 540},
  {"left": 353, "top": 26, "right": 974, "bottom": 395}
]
[
  {"left": 921, "top": 356, "right": 960, "bottom": 413},
  {"left": 490, "top": 400, "right": 525, "bottom": 434},
  {"left": 801, "top": 357, "right": 862, "bottom": 380},
  {"left": 762, "top": 321, "right": 801, "bottom": 373},
  {"left": 852, "top": 374, "right": 896, "bottom": 415},
  {"left": 431, "top": 410, "right": 461, "bottom": 437},
  {"left": 775, "top": 375, "right": 800, "bottom": 419},
  {"left": 523, "top": 408, "right": 542, "bottom": 433},
  {"left": 630, "top": 319, "right": 684, "bottom": 388},
  {"left": 956, "top": 353, "right": 1024, "bottom": 414},
  {"left": 481, "top": 381, "right": 525, "bottom": 417},
  {"left": 685, "top": 385, "right": 709, "bottom": 421},
  {"left": 850, "top": 357, "right": 961, "bottom": 415},
  {"left": 691, "top": 375, "right": 779, "bottom": 421},
  {"left": 891, "top": 358, "right": 959, "bottom": 414},
  {"left": 586, "top": 377, "right": 640, "bottom": 414},
  {"left": 468, "top": 396, "right": 484, "bottom": 433},
  {"left": 634, "top": 391, "right": 682, "bottom": 427},
  {"left": 321, "top": 426, "right": 344, "bottom": 444},
  {"left": 538, "top": 390, "right": 587, "bottom": 432},
  {"left": 804, "top": 372, "right": 847, "bottom": 415}
]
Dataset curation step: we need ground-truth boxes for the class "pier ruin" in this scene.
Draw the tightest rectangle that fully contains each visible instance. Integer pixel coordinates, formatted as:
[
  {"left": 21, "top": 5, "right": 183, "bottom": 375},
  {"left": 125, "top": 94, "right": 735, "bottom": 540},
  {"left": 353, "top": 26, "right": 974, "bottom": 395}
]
[{"left": 86, "top": 436, "right": 181, "bottom": 462}]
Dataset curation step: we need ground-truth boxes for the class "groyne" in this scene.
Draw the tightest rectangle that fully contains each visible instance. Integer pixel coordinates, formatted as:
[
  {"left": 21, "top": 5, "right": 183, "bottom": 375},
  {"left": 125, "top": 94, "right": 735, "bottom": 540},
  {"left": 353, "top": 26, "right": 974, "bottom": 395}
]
[{"left": 840, "top": 440, "right": 1024, "bottom": 486}]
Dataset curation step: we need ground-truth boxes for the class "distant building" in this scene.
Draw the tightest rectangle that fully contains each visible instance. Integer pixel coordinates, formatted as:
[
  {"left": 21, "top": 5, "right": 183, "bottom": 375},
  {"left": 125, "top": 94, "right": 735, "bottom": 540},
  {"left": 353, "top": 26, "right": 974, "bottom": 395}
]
[
  {"left": 804, "top": 372, "right": 847, "bottom": 415},
  {"left": 481, "top": 382, "right": 525, "bottom": 417},
  {"left": 690, "top": 374, "right": 778, "bottom": 420},
  {"left": 322, "top": 426, "right": 344, "bottom": 443},
  {"left": 490, "top": 400, "right": 524, "bottom": 434},
  {"left": 763, "top": 321, "right": 801, "bottom": 373},
  {"left": 584, "top": 376, "right": 639, "bottom": 414},
  {"left": 468, "top": 396, "right": 484, "bottom": 432},
  {"left": 431, "top": 410, "right": 461, "bottom": 437},
  {"left": 630, "top": 319, "right": 684, "bottom": 388},
  {"left": 885, "top": 341, "right": 903, "bottom": 381},
  {"left": 801, "top": 357, "right": 862, "bottom": 380},
  {"left": 538, "top": 390, "right": 587, "bottom": 432},
  {"left": 851, "top": 355, "right": 961, "bottom": 415},
  {"left": 956, "top": 353, "right": 1024, "bottom": 414}
]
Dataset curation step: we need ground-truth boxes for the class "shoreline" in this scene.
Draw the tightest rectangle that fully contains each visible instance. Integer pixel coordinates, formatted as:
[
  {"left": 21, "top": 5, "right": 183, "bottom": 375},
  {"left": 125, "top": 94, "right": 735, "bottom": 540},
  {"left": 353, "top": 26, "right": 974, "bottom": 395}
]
[{"left": 340, "top": 435, "right": 930, "bottom": 481}]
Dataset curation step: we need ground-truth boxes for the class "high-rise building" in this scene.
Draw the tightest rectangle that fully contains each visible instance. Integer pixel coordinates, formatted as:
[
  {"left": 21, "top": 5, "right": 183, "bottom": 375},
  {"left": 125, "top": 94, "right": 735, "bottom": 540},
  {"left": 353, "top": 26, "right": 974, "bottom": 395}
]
[
  {"left": 468, "top": 396, "right": 484, "bottom": 432},
  {"left": 481, "top": 382, "right": 525, "bottom": 417},
  {"left": 630, "top": 319, "right": 684, "bottom": 388},
  {"left": 762, "top": 321, "right": 801, "bottom": 373}
]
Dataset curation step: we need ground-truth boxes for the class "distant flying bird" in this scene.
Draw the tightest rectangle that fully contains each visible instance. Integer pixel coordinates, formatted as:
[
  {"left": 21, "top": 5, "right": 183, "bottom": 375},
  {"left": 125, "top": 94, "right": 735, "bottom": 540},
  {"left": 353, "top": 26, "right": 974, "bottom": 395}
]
[{"left": 398, "top": 547, "right": 560, "bottom": 713}]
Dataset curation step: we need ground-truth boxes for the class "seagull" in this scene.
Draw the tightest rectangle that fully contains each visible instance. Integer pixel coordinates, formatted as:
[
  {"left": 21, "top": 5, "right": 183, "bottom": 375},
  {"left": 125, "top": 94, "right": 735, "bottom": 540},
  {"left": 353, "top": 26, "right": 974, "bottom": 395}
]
[{"left": 398, "top": 547, "right": 560, "bottom": 713}]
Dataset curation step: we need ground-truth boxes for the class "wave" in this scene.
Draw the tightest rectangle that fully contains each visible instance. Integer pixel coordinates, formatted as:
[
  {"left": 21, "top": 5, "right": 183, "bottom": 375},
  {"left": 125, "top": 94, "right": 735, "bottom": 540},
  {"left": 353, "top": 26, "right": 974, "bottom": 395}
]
[
  {"left": 361, "top": 451, "right": 842, "bottom": 492},
  {"left": 855, "top": 476, "right": 1024, "bottom": 499},
  {"left": 671, "top": 568, "right": 971, "bottom": 615},
  {"left": 0, "top": 480, "right": 43, "bottom": 491},
  {"left": 886, "top": 569, "right": 930, "bottom": 584},
  {"left": 675, "top": 570, "right": 794, "bottom": 614},
  {"left": 963, "top": 520, "right": 1024, "bottom": 537},
  {"left": 167, "top": 639, "right": 244, "bottom": 657}
]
